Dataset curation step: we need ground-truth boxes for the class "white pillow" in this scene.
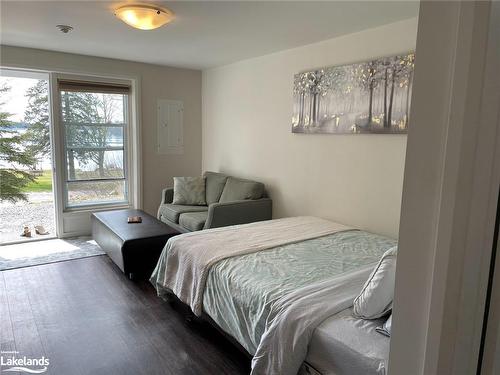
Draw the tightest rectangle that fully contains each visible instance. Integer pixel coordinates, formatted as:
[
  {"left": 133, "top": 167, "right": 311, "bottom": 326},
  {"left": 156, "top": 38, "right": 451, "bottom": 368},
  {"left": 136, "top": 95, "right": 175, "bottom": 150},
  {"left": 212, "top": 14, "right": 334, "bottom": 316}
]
[{"left": 353, "top": 246, "right": 397, "bottom": 319}]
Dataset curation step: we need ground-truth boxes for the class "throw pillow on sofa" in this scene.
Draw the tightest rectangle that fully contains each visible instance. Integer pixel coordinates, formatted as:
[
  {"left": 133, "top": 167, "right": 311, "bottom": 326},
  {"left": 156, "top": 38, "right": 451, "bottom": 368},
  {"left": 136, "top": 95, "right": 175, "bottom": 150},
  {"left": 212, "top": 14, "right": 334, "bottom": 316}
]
[
  {"left": 204, "top": 171, "right": 228, "bottom": 205},
  {"left": 172, "top": 177, "right": 207, "bottom": 205},
  {"left": 219, "top": 177, "right": 264, "bottom": 203}
]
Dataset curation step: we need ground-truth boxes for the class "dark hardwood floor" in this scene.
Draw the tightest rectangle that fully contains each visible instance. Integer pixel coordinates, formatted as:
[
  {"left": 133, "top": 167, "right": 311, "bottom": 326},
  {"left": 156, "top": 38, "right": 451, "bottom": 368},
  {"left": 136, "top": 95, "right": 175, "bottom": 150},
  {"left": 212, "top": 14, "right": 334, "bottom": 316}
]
[{"left": 0, "top": 255, "right": 250, "bottom": 375}]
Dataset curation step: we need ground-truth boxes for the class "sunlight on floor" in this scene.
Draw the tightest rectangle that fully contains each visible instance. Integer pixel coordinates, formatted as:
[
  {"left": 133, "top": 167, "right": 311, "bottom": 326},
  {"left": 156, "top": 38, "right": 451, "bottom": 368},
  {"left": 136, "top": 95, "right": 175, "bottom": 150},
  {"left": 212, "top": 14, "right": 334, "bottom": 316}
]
[
  {"left": 0, "top": 237, "right": 103, "bottom": 271},
  {"left": 0, "top": 239, "right": 87, "bottom": 260}
]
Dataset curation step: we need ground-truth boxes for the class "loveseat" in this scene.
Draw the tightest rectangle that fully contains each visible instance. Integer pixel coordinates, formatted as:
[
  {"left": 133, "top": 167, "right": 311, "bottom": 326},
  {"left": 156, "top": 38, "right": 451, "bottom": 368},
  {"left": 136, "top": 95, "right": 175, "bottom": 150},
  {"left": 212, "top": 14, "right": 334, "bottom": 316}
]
[{"left": 157, "top": 172, "right": 272, "bottom": 233}]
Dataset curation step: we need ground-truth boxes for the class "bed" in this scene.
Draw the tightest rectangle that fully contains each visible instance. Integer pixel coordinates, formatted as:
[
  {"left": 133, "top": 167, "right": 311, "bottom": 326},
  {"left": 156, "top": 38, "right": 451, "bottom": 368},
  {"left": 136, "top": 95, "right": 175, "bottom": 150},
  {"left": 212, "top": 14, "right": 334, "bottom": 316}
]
[
  {"left": 151, "top": 216, "right": 395, "bottom": 375},
  {"left": 303, "top": 308, "right": 389, "bottom": 375}
]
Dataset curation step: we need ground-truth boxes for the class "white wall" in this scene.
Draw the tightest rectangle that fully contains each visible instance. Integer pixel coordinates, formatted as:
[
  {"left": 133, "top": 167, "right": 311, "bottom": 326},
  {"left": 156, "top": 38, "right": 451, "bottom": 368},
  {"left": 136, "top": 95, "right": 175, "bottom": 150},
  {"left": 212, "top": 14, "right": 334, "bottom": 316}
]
[
  {"left": 391, "top": 2, "right": 500, "bottom": 373},
  {"left": 203, "top": 19, "right": 417, "bottom": 237},
  {"left": 0, "top": 46, "right": 202, "bottom": 217}
]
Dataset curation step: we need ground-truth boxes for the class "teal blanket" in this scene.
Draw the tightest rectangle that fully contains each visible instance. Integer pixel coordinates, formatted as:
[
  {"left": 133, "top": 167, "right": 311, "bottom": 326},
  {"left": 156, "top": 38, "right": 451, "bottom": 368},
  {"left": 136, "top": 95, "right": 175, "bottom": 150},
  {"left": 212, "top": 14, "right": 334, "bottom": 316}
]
[{"left": 202, "top": 230, "right": 396, "bottom": 354}]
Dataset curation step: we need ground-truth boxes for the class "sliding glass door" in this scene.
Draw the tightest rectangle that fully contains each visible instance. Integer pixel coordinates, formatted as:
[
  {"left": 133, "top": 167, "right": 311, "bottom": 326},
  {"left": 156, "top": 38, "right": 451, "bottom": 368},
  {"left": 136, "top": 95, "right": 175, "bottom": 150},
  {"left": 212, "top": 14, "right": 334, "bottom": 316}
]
[
  {"left": 0, "top": 69, "right": 137, "bottom": 240},
  {"left": 0, "top": 69, "right": 55, "bottom": 243}
]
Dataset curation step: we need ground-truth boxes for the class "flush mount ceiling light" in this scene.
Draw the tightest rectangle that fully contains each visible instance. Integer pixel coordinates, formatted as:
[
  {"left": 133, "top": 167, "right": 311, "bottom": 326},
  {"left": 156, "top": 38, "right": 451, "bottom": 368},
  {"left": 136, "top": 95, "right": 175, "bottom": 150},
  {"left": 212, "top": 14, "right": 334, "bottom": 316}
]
[{"left": 115, "top": 4, "right": 174, "bottom": 30}]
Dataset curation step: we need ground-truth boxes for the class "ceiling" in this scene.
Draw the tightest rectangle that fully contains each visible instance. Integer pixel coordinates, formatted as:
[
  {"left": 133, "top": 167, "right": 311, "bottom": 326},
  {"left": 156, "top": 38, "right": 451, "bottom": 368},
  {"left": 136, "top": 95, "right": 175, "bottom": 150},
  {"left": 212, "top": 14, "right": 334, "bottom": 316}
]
[{"left": 0, "top": 1, "right": 419, "bottom": 70}]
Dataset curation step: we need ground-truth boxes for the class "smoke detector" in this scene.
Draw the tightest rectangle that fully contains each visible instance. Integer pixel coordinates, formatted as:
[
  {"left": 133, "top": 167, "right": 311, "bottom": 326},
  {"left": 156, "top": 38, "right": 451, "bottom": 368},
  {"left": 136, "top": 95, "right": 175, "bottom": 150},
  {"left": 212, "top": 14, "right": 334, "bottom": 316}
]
[{"left": 56, "top": 25, "right": 74, "bottom": 34}]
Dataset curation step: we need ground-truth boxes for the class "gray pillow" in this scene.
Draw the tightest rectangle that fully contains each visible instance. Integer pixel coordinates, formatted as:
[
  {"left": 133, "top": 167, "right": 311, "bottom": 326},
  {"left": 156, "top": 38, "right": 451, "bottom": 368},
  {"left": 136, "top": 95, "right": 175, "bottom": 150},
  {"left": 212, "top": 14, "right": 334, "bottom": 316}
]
[
  {"left": 219, "top": 177, "right": 264, "bottom": 203},
  {"left": 203, "top": 171, "right": 228, "bottom": 204},
  {"left": 172, "top": 177, "right": 206, "bottom": 206}
]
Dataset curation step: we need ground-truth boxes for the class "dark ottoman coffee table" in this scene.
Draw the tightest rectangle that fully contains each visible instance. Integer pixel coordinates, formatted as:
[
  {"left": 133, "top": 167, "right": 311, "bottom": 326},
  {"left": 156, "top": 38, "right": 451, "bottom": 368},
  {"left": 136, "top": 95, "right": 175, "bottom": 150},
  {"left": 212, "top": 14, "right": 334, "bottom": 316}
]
[{"left": 91, "top": 209, "right": 179, "bottom": 279}]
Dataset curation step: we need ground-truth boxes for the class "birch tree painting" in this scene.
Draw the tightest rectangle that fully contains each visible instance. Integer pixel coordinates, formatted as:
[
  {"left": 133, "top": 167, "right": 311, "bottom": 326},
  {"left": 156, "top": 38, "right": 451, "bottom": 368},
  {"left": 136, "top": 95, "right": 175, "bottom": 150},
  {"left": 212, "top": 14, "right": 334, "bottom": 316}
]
[{"left": 292, "top": 52, "right": 415, "bottom": 134}]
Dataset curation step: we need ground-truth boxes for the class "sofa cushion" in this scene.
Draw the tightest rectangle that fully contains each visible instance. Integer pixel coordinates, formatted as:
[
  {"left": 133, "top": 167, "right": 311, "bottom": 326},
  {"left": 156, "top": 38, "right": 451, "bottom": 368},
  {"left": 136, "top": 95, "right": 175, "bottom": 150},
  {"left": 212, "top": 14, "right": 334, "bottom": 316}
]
[
  {"left": 172, "top": 177, "right": 206, "bottom": 205},
  {"left": 203, "top": 171, "right": 228, "bottom": 205},
  {"left": 159, "top": 204, "right": 208, "bottom": 224},
  {"left": 179, "top": 211, "right": 208, "bottom": 232},
  {"left": 219, "top": 177, "right": 265, "bottom": 203}
]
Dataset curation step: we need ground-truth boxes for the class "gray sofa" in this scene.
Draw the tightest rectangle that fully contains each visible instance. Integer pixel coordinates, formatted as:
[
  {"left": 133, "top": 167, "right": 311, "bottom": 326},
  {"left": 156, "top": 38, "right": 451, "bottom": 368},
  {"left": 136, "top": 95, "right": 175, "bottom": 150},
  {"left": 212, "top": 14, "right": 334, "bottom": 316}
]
[{"left": 157, "top": 171, "right": 272, "bottom": 233}]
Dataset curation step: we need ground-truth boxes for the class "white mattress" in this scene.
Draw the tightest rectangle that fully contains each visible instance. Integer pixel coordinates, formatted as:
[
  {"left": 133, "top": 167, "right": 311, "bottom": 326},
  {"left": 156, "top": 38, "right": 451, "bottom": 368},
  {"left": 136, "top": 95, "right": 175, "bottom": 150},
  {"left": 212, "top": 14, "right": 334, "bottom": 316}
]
[{"left": 303, "top": 308, "right": 390, "bottom": 375}]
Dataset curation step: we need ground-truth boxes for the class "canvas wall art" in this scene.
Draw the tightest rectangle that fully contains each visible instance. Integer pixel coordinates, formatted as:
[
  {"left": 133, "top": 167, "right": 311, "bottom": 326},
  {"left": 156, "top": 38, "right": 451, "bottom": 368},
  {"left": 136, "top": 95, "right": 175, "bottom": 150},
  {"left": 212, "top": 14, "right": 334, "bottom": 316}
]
[{"left": 292, "top": 52, "right": 415, "bottom": 134}]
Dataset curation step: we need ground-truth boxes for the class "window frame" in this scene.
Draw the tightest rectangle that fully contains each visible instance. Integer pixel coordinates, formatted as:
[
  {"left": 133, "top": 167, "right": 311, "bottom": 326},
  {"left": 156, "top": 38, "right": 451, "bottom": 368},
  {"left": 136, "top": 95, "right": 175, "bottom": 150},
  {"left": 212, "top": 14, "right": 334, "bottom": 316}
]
[{"left": 55, "top": 74, "right": 134, "bottom": 212}]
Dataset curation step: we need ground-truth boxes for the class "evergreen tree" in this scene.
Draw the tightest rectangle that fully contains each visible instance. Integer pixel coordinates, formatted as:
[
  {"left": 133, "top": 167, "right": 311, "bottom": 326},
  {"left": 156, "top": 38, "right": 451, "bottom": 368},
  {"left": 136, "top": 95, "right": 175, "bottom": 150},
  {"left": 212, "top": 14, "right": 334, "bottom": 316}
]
[
  {"left": 0, "top": 83, "right": 36, "bottom": 202},
  {"left": 23, "top": 80, "right": 50, "bottom": 159}
]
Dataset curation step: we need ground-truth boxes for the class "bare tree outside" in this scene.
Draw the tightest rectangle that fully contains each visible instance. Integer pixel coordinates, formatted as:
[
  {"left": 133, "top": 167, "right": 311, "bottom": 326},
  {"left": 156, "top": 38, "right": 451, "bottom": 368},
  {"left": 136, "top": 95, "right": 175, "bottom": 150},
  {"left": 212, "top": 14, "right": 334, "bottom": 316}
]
[{"left": 292, "top": 52, "right": 415, "bottom": 134}]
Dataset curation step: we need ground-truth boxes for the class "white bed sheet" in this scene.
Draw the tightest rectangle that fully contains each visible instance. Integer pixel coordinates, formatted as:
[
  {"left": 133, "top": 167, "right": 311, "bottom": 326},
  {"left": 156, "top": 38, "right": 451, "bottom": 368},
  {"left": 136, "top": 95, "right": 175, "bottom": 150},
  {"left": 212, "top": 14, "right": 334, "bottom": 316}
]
[{"left": 304, "top": 308, "right": 390, "bottom": 375}]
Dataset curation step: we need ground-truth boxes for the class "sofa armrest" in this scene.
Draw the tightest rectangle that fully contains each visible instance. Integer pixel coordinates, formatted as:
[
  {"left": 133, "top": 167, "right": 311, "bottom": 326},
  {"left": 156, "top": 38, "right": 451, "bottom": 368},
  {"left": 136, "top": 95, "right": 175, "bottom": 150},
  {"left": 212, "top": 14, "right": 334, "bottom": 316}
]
[
  {"left": 161, "top": 187, "right": 174, "bottom": 204},
  {"left": 157, "top": 188, "right": 174, "bottom": 220},
  {"left": 204, "top": 198, "right": 272, "bottom": 229}
]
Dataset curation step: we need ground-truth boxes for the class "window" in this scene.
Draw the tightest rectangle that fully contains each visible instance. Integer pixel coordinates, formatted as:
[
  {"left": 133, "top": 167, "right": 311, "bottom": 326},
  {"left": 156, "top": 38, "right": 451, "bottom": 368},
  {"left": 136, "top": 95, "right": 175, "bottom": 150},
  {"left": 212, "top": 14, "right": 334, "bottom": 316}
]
[{"left": 59, "top": 80, "right": 131, "bottom": 208}]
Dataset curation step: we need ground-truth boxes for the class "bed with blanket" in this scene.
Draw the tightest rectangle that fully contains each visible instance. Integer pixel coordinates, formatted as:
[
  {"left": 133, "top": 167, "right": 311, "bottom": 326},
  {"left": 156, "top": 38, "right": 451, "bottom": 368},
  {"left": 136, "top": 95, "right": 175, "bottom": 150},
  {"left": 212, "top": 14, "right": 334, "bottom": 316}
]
[{"left": 150, "top": 216, "right": 396, "bottom": 375}]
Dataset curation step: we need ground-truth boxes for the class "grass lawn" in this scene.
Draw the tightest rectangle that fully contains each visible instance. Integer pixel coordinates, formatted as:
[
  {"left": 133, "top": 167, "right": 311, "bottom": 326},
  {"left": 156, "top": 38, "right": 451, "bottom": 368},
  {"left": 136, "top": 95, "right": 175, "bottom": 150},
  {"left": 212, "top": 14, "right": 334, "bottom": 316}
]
[{"left": 22, "top": 170, "right": 53, "bottom": 192}]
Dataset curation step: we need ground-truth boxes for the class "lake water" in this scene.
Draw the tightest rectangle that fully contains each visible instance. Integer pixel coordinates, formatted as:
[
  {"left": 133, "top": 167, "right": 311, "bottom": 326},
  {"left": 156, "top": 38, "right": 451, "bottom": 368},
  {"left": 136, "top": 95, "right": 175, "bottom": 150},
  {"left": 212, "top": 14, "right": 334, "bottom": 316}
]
[{"left": 0, "top": 128, "right": 123, "bottom": 171}]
